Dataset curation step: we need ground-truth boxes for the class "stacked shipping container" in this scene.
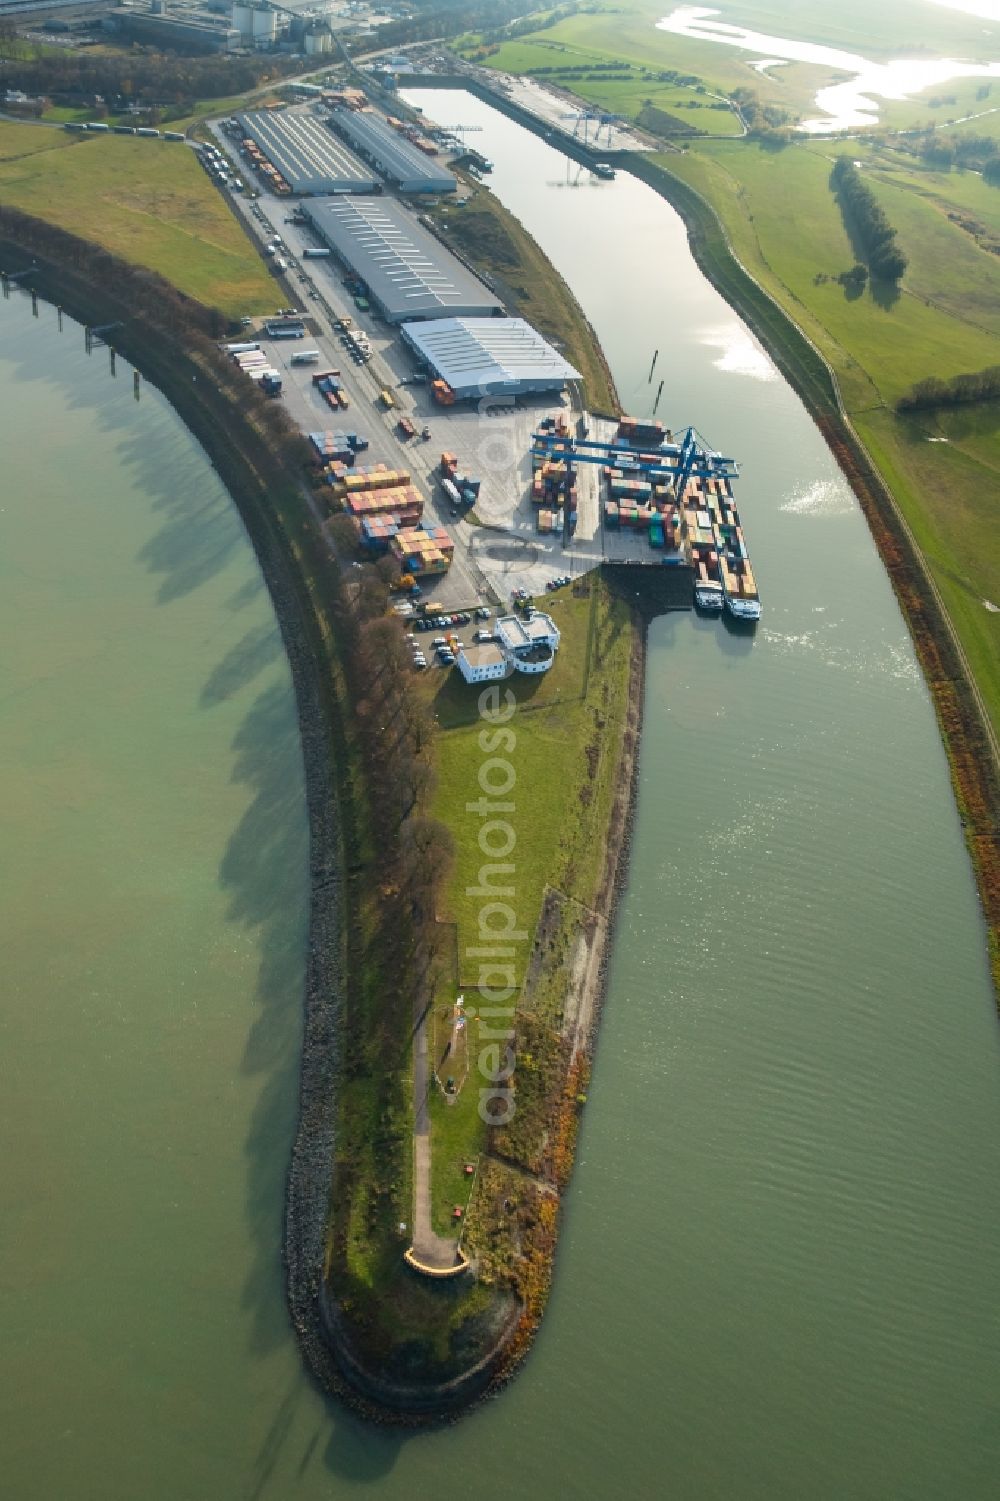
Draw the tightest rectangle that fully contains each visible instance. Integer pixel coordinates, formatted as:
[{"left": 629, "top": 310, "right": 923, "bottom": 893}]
[{"left": 389, "top": 524, "right": 455, "bottom": 576}]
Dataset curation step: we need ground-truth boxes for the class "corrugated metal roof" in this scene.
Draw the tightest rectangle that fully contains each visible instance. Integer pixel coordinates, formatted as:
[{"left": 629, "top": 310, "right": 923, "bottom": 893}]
[
  {"left": 400, "top": 318, "right": 580, "bottom": 397},
  {"left": 238, "top": 110, "right": 377, "bottom": 194},
  {"left": 299, "top": 200, "right": 501, "bottom": 322},
  {"left": 329, "top": 109, "right": 456, "bottom": 192}
]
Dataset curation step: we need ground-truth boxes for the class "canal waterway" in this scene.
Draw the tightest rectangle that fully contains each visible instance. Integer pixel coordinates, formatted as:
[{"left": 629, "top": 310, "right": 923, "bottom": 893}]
[{"left": 2, "top": 79, "right": 999, "bottom": 1499}]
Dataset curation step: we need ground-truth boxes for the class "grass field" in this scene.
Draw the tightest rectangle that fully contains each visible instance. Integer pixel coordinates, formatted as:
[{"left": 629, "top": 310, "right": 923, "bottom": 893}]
[
  {"left": 660, "top": 140, "right": 1000, "bottom": 401},
  {"left": 0, "top": 123, "right": 275, "bottom": 317},
  {"left": 422, "top": 577, "right": 633, "bottom": 1229}
]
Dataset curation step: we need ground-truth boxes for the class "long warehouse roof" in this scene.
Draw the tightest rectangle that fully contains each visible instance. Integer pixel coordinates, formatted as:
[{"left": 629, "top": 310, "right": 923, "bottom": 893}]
[
  {"left": 329, "top": 109, "right": 456, "bottom": 192},
  {"left": 299, "top": 199, "right": 502, "bottom": 322},
  {"left": 238, "top": 110, "right": 378, "bottom": 194},
  {"left": 400, "top": 318, "right": 580, "bottom": 397}
]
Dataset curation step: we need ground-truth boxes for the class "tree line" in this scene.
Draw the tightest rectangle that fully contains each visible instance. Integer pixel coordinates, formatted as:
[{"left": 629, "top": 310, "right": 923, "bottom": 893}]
[
  {"left": 830, "top": 156, "right": 908, "bottom": 283},
  {"left": 357, "top": 0, "right": 539, "bottom": 51},
  {"left": 919, "top": 131, "right": 997, "bottom": 173},
  {"left": 896, "top": 364, "right": 1000, "bottom": 412},
  {"left": 0, "top": 43, "right": 300, "bottom": 115},
  {"left": 731, "top": 86, "right": 796, "bottom": 144}
]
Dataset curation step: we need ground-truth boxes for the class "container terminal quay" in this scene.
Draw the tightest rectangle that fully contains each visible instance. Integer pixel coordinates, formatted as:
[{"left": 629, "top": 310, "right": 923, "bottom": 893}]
[{"left": 205, "top": 95, "right": 761, "bottom": 628}]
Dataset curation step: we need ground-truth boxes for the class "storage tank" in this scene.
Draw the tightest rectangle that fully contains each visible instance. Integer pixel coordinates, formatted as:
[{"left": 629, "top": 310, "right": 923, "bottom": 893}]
[
  {"left": 304, "top": 26, "right": 333, "bottom": 55},
  {"left": 231, "top": 3, "right": 254, "bottom": 38},
  {"left": 252, "top": 6, "right": 278, "bottom": 43}
]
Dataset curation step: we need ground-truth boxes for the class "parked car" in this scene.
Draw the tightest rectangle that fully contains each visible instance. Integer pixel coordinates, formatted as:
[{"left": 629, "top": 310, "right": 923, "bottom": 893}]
[
  {"left": 474, "top": 606, "right": 491, "bottom": 620},
  {"left": 473, "top": 629, "right": 494, "bottom": 643},
  {"left": 456, "top": 612, "right": 471, "bottom": 625}
]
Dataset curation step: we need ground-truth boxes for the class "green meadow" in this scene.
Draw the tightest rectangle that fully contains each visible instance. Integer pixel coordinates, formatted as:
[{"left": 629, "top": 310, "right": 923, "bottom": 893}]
[
  {"left": 0, "top": 124, "right": 275, "bottom": 317},
  {"left": 421, "top": 578, "right": 633, "bottom": 1230}
]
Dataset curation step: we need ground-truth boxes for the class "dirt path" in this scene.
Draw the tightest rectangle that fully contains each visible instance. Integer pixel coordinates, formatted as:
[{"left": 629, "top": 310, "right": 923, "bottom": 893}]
[{"left": 410, "top": 1001, "right": 463, "bottom": 1270}]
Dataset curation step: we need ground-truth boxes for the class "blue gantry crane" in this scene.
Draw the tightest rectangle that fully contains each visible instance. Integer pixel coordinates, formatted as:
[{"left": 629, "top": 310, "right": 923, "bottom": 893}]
[{"left": 531, "top": 426, "right": 738, "bottom": 493}]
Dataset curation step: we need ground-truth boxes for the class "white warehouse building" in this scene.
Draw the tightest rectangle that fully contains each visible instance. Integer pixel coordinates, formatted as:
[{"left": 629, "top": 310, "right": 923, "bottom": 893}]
[{"left": 401, "top": 317, "right": 580, "bottom": 400}]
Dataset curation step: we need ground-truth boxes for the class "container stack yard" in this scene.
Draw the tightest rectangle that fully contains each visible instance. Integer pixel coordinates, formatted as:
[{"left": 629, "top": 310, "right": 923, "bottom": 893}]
[
  {"left": 317, "top": 458, "right": 433, "bottom": 559},
  {"left": 310, "top": 430, "right": 369, "bottom": 465},
  {"left": 529, "top": 413, "right": 578, "bottom": 536},
  {"left": 389, "top": 524, "right": 455, "bottom": 577},
  {"left": 530, "top": 415, "right": 760, "bottom": 619},
  {"left": 347, "top": 485, "right": 424, "bottom": 526}
]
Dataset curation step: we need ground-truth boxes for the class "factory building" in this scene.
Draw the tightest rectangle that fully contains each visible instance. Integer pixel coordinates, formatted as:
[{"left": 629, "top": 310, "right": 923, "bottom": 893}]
[
  {"left": 110, "top": 5, "right": 240, "bottom": 52},
  {"left": 238, "top": 111, "right": 378, "bottom": 196},
  {"left": 299, "top": 199, "right": 502, "bottom": 323},
  {"left": 400, "top": 318, "right": 580, "bottom": 400},
  {"left": 328, "top": 109, "right": 456, "bottom": 194}
]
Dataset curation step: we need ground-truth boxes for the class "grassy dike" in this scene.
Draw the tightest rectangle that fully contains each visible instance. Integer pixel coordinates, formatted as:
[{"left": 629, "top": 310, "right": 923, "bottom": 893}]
[{"left": 0, "top": 201, "right": 647, "bottom": 1416}]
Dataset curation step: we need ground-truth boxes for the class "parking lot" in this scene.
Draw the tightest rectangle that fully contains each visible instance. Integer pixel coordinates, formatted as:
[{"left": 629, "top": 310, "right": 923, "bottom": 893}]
[{"left": 392, "top": 600, "right": 494, "bottom": 672}]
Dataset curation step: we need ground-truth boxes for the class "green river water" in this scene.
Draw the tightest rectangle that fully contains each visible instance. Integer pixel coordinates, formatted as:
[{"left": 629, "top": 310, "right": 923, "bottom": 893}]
[{"left": 2, "top": 87, "right": 1000, "bottom": 1500}]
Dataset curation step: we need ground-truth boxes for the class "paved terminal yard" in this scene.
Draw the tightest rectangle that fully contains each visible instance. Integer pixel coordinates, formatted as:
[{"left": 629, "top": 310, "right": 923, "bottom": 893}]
[
  {"left": 477, "top": 74, "right": 655, "bottom": 155},
  {"left": 209, "top": 111, "right": 673, "bottom": 606}
]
